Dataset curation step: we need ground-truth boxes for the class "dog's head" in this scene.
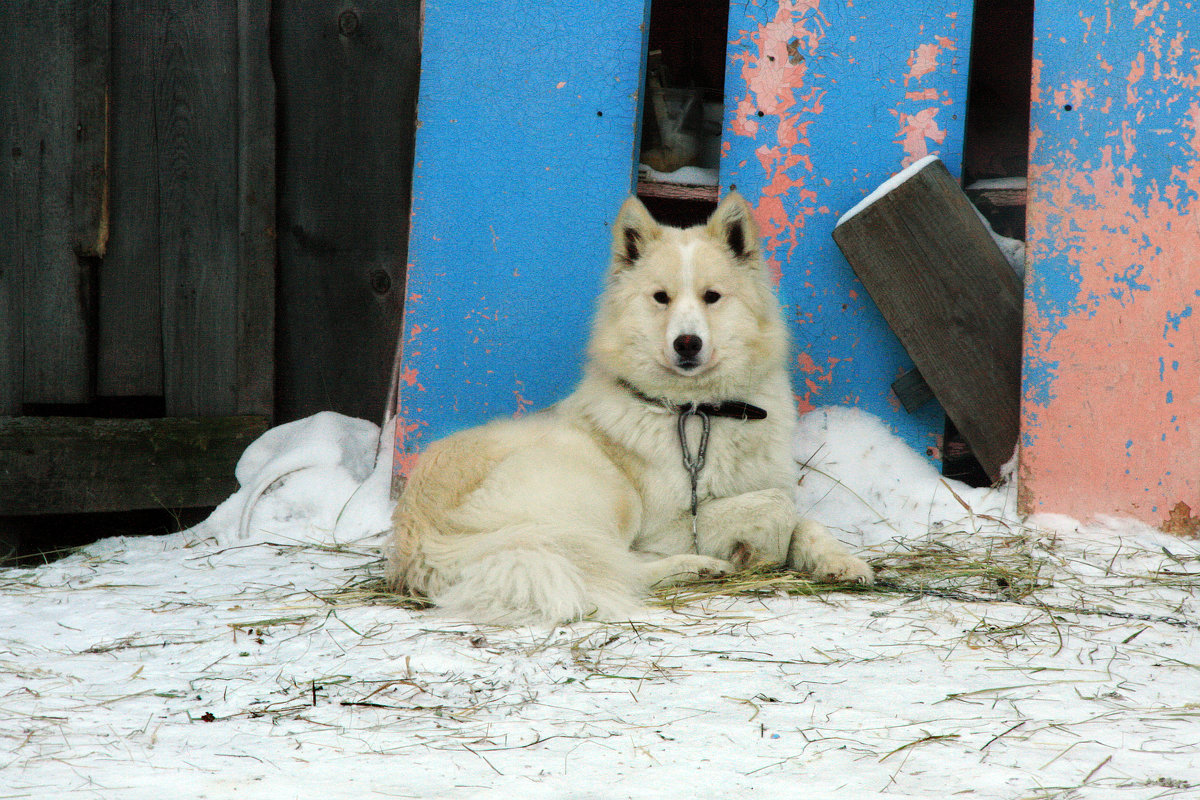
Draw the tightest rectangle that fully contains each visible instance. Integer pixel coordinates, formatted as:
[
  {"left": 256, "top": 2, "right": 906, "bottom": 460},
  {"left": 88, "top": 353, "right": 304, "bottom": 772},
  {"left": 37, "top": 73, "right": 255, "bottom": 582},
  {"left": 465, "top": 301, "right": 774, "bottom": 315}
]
[{"left": 590, "top": 191, "right": 788, "bottom": 402}]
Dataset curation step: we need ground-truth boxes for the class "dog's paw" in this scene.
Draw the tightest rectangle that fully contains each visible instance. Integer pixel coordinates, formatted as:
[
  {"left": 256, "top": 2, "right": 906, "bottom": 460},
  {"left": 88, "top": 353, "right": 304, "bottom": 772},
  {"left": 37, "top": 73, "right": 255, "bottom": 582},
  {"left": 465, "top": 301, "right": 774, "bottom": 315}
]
[
  {"left": 679, "top": 554, "right": 734, "bottom": 579},
  {"left": 811, "top": 553, "right": 875, "bottom": 585}
]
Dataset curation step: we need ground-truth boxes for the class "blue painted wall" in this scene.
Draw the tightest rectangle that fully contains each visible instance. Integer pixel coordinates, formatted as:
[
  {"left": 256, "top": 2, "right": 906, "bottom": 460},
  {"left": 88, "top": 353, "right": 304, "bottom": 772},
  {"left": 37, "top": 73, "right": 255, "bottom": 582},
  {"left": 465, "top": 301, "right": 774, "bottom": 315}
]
[
  {"left": 395, "top": 1, "right": 649, "bottom": 470},
  {"left": 722, "top": 0, "right": 974, "bottom": 459},
  {"left": 396, "top": 1, "right": 977, "bottom": 472}
]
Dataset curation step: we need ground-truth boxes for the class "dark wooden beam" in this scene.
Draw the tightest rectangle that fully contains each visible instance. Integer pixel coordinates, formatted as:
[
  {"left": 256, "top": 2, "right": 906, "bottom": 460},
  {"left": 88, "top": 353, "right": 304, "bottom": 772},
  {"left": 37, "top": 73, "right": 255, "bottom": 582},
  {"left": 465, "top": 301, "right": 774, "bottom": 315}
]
[
  {"left": 832, "top": 158, "right": 1023, "bottom": 481},
  {"left": 0, "top": 416, "right": 268, "bottom": 515}
]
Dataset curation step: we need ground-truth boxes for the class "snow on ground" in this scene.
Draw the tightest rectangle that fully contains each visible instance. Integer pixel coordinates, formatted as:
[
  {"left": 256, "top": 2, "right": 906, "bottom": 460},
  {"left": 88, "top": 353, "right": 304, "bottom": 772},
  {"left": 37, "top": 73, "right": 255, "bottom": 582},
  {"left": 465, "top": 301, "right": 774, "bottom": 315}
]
[{"left": 2, "top": 410, "right": 1199, "bottom": 799}]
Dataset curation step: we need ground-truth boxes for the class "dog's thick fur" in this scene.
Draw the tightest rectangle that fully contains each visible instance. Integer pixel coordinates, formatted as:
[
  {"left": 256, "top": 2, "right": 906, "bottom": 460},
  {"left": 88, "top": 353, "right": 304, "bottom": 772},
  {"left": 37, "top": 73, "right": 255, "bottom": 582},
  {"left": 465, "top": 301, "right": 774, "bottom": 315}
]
[{"left": 387, "top": 193, "right": 873, "bottom": 624}]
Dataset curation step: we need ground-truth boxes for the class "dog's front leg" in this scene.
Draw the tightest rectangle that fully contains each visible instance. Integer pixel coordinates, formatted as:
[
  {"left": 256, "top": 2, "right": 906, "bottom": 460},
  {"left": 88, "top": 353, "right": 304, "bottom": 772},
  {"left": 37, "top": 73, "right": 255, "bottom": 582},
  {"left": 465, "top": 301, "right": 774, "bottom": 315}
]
[{"left": 694, "top": 488, "right": 796, "bottom": 568}]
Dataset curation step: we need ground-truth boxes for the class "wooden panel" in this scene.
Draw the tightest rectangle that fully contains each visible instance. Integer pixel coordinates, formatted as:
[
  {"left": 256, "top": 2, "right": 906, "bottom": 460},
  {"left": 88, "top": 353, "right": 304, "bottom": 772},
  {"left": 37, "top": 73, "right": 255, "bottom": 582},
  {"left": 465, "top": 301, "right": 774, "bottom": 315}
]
[
  {"left": 0, "top": 416, "right": 268, "bottom": 515},
  {"left": 156, "top": 1, "right": 240, "bottom": 416},
  {"left": 722, "top": 0, "right": 975, "bottom": 459},
  {"left": 71, "top": 0, "right": 111, "bottom": 259},
  {"left": 273, "top": 0, "right": 418, "bottom": 423},
  {"left": 101, "top": 2, "right": 243, "bottom": 414},
  {"left": 833, "top": 159, "right": 1022, "bottom": 480},
  {"left": 0, "top": 4, "right": 92, "bottom": 406},
  {"left": 235, "top": 0, "right": 276, "bottom": 417},
  {"left": 393, "top": 0, "right": 649, "bottom": 473},
  {"left": 99, "top": 0, "right": 164, "bottom": 397},
  {"left": 1020, "top": 1, "right": 1200, "bottom": 525}
]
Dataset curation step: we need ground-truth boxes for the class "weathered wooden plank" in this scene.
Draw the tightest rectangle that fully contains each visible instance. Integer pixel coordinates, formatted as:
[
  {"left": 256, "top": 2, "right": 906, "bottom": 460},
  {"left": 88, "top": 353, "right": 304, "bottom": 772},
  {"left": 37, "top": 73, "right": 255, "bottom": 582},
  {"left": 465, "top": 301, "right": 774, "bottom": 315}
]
[
  {"left": 722, "top": 0, "right": 975, "bottom": 459},
  {"left": 832, "top": 158, "right": 1022, "bottom": 480},
  {"left": 0, "top": 415, "right": 268, "bottom": 515},
  {"left": 236, "top": 0, "right": 275, "bottom": 417},
  {"left": 1020, "top": 0, "right": 1200, "bottom": 526},
  {"left": 156, "top": 1, "right": 240, "bottom": 416},
  {"left": 71, "top": 0, "right": 111, "bottom": 258},
  {"left": 273, "top": 0, "right": 418, "bottom": 424},
  {"left": 0, "top": 3, "right": 92, "bottom": 406},
  {"left": 0, "top": 39, "right": 21, "bottom": 414},
  {"left": 98, "top": 0, "right": 164, "bottom": 397}
]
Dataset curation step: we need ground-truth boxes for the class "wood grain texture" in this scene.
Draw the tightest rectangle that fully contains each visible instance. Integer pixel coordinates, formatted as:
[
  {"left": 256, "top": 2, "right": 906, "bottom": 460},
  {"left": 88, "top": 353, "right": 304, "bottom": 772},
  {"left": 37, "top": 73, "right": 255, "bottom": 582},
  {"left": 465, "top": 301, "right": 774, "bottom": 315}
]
[
  {"left": 235, "top": 0, "right": 276, "bottom": 417},
  {"left": 100, "top": 2, "right": 243, "bottom": 413},
  {"left": 155, "top": 1, "right": 240, "bottom": 416},
  {"left": 99, "top": 0, "right": 165, "bottom": 397},
  {"left": 0, "top": 3, "right": 92, "bottom": 406},
  {"left": 832, "top": 159, "right": 1022, "bottom": 480},
  {"left": 0, "top": 415, "right": 268, "bottom": 514},
  {"left": 71, "top": 0, "right": 111, "bottom": 259},
  {"left": 273, "top": 0, "right": 418, "bottom": 424}
]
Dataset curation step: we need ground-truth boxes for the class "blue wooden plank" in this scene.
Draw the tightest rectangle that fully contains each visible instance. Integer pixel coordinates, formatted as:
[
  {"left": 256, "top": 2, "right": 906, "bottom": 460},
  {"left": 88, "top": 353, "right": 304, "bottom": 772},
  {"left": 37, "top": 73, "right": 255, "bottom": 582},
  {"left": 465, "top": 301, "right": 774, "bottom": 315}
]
[
  {"left": 395, "top": 1, "right": 649, "bottom": 470},
  {"left": 722, "top": 0, "right": 974, "bottom": 460},
  {"left": 1020, "top": 0, "right": 1200, "bottom": 525}
]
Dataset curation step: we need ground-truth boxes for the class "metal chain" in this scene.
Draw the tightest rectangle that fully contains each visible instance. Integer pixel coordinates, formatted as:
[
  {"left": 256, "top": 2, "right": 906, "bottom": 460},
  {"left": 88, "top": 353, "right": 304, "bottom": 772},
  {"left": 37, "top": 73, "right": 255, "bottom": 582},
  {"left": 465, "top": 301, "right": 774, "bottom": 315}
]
[{"left": 677, "top": 406, "right": 711, "bottom": 547}]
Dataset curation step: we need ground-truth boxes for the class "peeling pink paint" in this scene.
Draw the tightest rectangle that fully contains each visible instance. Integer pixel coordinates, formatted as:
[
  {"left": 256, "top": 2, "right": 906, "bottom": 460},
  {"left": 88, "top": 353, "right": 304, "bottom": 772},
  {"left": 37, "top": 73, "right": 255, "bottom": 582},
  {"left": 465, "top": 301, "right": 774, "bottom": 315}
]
[
  {"left": 728, "top": 0, "right": 828, "bottom": 261},
  {"left": 905, "top": 42, "right": 945, "bottom": 84},
  {"left": 512, "top": 383, "right": 532, "bottom": 417},
  {"left": 724, "top": 0, "right": 970, "bottom": 451},
  {"left": 892, "top": 107, "right": 948, "bottom": 165},
  {"left": 905, "top": 88, "right": 939, "bottom": 101},
  {"left": 393, "top": 418, "right": 424, "bottom": 477},
  {"left": 893, "top": 33, "right": 959, "bottom": 166},
  {"left": 1131, "top": 0, "right": 1162, "bottom": 28},
  {"left": 795, "top": 351, "right": 846, "bottom": 413},
  {"left": 1021, "top": 3, "right": 1200, "bottom": 526}
]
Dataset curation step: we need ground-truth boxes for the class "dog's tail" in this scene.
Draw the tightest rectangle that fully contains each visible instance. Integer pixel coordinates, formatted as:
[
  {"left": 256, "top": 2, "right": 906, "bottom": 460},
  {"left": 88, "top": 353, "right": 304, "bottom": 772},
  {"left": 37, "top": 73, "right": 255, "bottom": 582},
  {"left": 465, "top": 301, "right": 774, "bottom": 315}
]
[{"left": 391, "top": 520, "right": 645, "bottom": 626}]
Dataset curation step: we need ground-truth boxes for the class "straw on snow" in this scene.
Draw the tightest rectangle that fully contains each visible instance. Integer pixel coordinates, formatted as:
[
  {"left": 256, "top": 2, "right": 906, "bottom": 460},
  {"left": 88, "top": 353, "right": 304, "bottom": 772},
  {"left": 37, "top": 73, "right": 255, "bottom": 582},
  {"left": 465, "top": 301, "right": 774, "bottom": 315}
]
[{"left": 4, "top": 410, "right": 1199, "bottom": 799}]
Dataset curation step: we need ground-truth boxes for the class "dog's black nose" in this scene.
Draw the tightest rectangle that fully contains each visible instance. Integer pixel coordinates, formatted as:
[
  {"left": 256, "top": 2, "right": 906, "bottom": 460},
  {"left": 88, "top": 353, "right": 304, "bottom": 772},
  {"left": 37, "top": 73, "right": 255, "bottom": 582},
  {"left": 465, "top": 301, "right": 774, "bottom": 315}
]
[{"left": 673, "top": 334, "right": 703, "bottom": 359}]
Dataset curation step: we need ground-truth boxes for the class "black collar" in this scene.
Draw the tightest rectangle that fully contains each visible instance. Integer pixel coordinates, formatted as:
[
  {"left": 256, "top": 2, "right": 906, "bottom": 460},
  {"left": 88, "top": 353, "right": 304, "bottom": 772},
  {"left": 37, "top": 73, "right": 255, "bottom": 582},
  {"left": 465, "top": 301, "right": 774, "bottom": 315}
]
[{"left": 616, "top": 379, "right": 768, "bottom": 421}]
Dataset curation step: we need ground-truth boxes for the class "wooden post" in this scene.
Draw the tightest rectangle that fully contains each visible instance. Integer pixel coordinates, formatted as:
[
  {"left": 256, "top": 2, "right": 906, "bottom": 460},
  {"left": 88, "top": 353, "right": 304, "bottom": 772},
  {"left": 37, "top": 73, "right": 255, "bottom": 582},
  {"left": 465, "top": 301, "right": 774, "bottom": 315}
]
[
  {"left": 71, "top": 0, "right": 111, "bottom": 260},
  {"left": 99, "top": 0, "right": 164, "bottom": 399},
  {"left": 236, "top": 0, "right": 276, "bottom": 418}
]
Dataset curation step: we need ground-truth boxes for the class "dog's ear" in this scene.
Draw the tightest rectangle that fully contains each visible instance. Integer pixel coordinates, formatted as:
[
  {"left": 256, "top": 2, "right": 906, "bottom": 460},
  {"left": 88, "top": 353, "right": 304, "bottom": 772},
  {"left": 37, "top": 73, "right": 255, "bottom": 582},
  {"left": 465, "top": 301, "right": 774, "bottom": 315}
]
[
  {"left": 611, "top": 196, "right": 661, "bottom": 270},
  {"left": 706, "top": 191, "right": 761, "bottom": 262}
]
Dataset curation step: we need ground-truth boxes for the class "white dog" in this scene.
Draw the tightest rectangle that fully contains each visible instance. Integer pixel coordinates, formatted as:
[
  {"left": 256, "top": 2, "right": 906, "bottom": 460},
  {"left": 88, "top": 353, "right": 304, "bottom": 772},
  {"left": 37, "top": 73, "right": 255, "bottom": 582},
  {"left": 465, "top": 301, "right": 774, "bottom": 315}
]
[{"left": 387, "top": 192, "right": 873, "bottom": 624}]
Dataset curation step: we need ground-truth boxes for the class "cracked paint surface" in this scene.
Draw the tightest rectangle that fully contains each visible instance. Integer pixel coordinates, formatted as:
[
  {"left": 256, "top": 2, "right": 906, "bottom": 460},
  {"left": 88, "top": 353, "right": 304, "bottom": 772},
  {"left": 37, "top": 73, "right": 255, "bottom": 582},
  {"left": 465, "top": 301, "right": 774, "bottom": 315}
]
[
  {"left": 1021, "top": 0, "right": 1200, "bottom": 524},
  {"left": 723, "top": 0, "right": 972, "bottom": 455},
  {"left": 392, "top": 1, "right": 648, "bottom": 476}
]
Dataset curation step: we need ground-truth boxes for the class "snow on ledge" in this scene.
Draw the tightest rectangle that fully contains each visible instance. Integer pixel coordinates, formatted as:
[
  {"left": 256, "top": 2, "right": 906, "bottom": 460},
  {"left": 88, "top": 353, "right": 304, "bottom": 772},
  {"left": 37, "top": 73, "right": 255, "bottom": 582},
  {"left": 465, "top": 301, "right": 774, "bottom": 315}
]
[{"left": 836, "top": 154, "right": 942, "bottom": 227}]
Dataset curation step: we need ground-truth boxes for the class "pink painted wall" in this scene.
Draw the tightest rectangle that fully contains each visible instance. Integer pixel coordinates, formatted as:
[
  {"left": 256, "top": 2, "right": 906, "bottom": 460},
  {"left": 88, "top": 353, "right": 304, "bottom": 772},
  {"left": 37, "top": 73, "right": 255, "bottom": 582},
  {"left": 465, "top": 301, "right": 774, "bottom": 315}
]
[{"left": 1020, "top": 0, "right": 1200, "bottom": 528}]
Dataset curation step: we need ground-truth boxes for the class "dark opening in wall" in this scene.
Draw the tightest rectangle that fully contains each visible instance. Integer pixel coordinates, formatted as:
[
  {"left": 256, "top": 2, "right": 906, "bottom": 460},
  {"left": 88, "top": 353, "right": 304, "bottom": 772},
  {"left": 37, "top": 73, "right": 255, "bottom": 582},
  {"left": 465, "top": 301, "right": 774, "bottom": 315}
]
[{"left": 636, "top": 0, "right": 730, "bottom": 226}]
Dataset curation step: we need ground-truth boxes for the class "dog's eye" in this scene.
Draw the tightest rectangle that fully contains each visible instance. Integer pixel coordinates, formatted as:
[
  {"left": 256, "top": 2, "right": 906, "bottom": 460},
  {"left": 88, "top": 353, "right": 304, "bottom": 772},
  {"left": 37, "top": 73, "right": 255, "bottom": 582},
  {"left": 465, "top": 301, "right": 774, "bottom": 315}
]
[
  {"left": 652, "top": 291, "right": 670, "bottom": 305},
  {"left": 703, "top": 290, "right": 722, "bottom": 304}
]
